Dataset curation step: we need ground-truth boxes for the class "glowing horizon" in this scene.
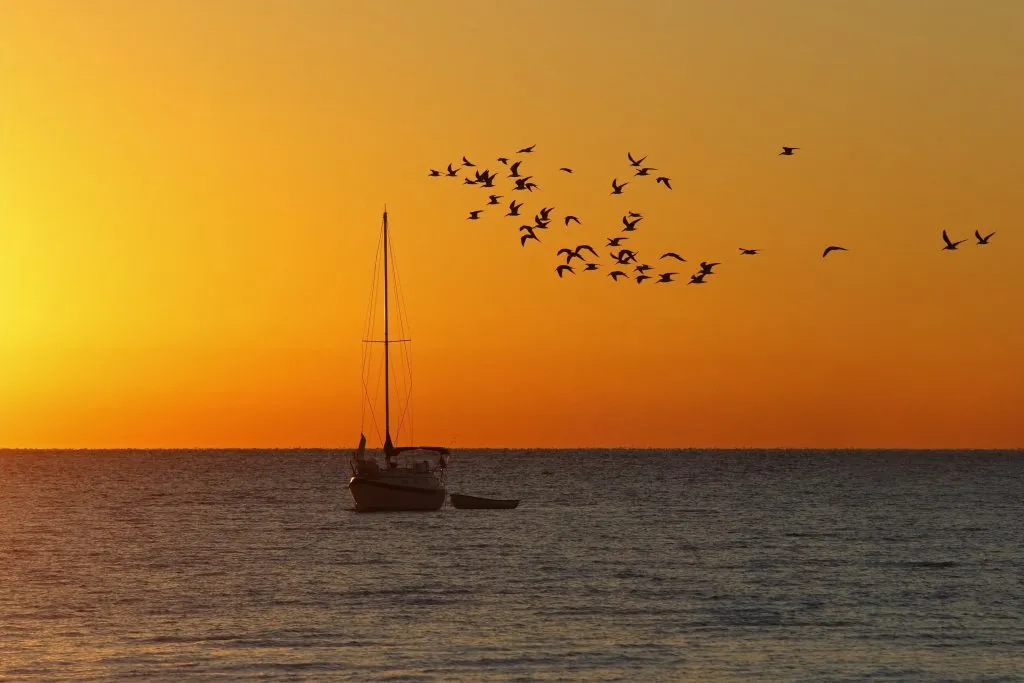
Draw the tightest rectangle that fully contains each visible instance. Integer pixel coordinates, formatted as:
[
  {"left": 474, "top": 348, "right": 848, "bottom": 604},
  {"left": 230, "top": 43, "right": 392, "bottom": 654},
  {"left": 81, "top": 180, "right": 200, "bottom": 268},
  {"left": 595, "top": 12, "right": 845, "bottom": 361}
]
[{"left": 2, "top": 1, "right": 1022, "bottom": 449}]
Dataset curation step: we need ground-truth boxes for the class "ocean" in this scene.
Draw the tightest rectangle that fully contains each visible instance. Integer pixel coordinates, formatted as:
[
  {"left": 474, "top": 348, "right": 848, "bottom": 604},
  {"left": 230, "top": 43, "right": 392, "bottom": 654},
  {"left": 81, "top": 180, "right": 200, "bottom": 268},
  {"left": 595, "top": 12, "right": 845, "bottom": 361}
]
[{"left": 1, "top": 449, "right": 1021, "bottom": 681}]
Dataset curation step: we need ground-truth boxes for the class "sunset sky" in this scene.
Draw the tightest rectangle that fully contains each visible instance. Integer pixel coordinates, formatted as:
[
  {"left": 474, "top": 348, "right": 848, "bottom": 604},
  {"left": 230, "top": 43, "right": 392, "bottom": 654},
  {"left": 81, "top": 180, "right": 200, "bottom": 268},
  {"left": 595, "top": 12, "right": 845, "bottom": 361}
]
[{"left": 2, "top": 1, "right": 1022, "bottom": 448}]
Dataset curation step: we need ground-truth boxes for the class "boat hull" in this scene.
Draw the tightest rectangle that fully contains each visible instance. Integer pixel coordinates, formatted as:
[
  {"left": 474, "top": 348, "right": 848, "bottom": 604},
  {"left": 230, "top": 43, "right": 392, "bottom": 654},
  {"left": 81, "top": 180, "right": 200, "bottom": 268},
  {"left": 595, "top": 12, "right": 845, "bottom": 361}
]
[
  {"left": 348, "top": 476, "right": 446, "bottom": 511},
  {"left": 450, "top": 494, "right": 520, "bottom": 510}
]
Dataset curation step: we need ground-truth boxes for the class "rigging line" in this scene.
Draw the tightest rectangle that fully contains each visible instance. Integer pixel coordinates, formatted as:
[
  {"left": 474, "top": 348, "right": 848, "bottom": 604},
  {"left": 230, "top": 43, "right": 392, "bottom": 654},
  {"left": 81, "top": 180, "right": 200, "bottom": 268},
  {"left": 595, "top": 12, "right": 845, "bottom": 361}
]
[
  {"left": 388, "top": 234, "right": 416, "bottom": 442},
  {"left": 360, "top": 227, "right": 385, "bottom": 431}
]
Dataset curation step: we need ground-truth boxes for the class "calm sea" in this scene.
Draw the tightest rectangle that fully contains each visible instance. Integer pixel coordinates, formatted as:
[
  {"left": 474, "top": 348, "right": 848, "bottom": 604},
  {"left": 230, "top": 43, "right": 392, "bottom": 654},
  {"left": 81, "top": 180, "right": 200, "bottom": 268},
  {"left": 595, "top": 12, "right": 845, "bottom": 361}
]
[{"left": 1, "top": 449, "right": 1021, "bottom": 681}]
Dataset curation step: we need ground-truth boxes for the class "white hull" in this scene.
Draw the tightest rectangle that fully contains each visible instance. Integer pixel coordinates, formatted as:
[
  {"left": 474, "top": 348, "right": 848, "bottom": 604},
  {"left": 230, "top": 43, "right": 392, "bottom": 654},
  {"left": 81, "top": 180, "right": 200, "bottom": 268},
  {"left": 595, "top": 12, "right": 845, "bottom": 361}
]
[{"left": 348, "top": 476, "right": 446, "bottom": 511}]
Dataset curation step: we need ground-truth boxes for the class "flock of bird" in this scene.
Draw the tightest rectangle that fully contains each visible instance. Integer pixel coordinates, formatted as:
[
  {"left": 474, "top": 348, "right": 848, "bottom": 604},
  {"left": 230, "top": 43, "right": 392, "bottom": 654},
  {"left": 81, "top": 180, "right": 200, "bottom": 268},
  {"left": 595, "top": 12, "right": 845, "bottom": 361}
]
[{"left": 427, "top": 145, "right": 998, "bottom": 285}]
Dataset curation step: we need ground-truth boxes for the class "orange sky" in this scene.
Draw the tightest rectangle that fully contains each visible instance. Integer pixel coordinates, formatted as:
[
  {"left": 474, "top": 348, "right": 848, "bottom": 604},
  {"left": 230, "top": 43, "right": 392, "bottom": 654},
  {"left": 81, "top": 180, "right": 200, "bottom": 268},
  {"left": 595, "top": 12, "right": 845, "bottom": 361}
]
[{"left": 2, "top": 1, "right": 1022, "bottom": 448}]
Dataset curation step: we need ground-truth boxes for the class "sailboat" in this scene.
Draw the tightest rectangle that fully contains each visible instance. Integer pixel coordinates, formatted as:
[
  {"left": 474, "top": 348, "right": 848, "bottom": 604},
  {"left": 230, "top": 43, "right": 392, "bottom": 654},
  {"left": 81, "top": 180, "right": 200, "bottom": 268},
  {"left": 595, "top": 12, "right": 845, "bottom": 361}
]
[{"left": 348, "top": 210, "right": 449, "bottom": 511}]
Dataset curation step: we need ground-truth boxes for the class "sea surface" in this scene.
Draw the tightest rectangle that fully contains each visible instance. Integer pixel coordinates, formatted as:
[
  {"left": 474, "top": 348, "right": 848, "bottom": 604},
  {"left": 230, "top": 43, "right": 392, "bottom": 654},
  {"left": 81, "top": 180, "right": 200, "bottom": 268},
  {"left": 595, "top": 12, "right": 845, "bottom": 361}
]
[{"left": 1, "top": 449, "right": 1022, "bottom": 682}]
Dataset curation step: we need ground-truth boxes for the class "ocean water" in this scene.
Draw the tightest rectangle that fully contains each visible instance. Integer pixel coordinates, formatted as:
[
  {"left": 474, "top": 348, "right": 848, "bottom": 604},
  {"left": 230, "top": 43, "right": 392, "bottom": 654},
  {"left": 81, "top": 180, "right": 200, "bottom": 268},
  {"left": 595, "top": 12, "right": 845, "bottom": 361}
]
[{"left": 1, "top": 449, "right": 1021, "bottom": 682}]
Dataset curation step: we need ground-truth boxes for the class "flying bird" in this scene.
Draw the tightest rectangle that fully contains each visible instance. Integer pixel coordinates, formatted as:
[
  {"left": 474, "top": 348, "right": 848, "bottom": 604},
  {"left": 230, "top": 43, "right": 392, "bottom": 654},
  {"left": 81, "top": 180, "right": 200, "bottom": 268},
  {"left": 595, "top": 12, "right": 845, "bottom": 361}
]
[
  {"left": 942, "top": 230, "right": 966, "bottom": 251},
  {"left": 555, "top": 264, "right": 574, "bottom": 278},
  {"left": 975, "top": 229, "right": 996, "bottom": 245},
  {"left": 779, "top": 147, "right": 800, "bottom": 155},
  {"left": 539, "top": 207, "right": 554, "bottom": 220},
  {"left": 518, "top": 144, "right": 536, "bottom": 154},
  {"left": 622, "top": 215, "right": 642, "bottom": 231},
  {"left": 699, "top": 261, "right": 720, "bottom": 274},
  {"left": 634, "top": 264, "right": 653, "bottom": 273},
  {"left": 463, "top": 178, "right": 478, "bottom": 185},
  {"left": 557, "top": 247, "right": 585, "bottom": 264},
  {"left": 739, "top": 248, "right": 760, "bottom": 255},
  {"left": 467, "top": 210, "right": 483, "bottom": 220},
  {"left": 688, "top": 273, "right": 707, "bottom": 285},
  {"left": 508, "top": 160, "right": 522, "bottom": 178},
  {"left": 655, "top": 176, "right": 672, "bottom": 189},
  {"left": 564, "top": 215, "right": 581, "bottom": 226},
  {"left": 520, "top": 230, "right": 541, "bottom": 246},
  {"left": 497, "top": 157, "right": 509, "bottom": 165},
  {"left": 583, "top": 263, "right": 599, "bottom": 271},
  {"left": 559, "top": 167, "right": 573, "bottom": 173},
  {"left": 446, "top": 163, "right": 459, "bottom": 177},
  {"left": 628, "top": 211, "right": 643, "bottom": 218},
  {"left": 506, "top": 199, "right": 523, "bottom": 216},
  {"left": 428, "top": 169, "right": 441, "bottom": 177},
  {"left": 656, "top": 273, "right": 678, "bottom": 283},
  {"left": 609, "top": 271, "right": 628, "bottom": 281},
  {"left": 660, "top": 252, "right": 686, "bottom": 262},
  {"left": 822, "top": 245, "right": 847, "bottom": 258},
  {"left": 636, "top": 274, "right": 652, "bottom": 284},
  {"left": 627, "top": 152, "right": 647, "bottom": 167},
  {"left": 462, "top": 156, "right": 475, "bottom": 167},
  {"left": 607, "top": 237, "right": 629, "bottom": 247},
  {"left": 634, "top": 167, "right": 657, "bottom": 176},
  {"left": 611, "top": 179, "right": 628, "bottom": 194},
  {"left": 487, "top": 194, "right": 502, "bottom": 205}
]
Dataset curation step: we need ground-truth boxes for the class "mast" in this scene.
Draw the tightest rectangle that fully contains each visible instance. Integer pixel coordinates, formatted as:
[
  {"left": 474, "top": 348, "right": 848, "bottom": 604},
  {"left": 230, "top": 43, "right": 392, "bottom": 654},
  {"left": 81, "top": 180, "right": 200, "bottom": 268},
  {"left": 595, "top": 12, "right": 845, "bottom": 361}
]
[{"left": 383, "top": 209, "right": 392, "bottom": 454}]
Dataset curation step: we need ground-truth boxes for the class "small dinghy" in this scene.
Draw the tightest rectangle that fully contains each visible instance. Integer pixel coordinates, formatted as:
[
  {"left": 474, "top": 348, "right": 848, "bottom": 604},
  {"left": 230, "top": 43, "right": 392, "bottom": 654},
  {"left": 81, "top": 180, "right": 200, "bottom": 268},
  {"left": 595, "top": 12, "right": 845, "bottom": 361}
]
[{"left": 450, "top": 493, "right": 520, "bottom": 510}]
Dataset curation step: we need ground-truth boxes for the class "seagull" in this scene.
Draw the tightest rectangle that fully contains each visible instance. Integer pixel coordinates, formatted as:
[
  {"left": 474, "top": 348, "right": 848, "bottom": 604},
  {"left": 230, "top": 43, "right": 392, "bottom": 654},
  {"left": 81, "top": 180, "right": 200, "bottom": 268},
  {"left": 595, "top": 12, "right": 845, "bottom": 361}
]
[
  {"left": 446, "top": 163, "right": 459, "bottom": 177},
  {"left": 513, "top": 177, "right": 532, "bottom": 191},
  {"left": 822, "top": 245, "right": 847, "bottom": 258},
  {"left": 739, "top": 248, "right": 760, "bottom": 255},
  {"left": 555, "top": 264, "right": 574, "bottom": 278},
  {"left": 506, "top": 199, "right": 523, "bottom": 216},
  {"left": 520, "top": 229, "right": 541, "bottom": 246},
  {"left": 611, "top": 179, "right": 628, "bottom": 194},
  {"left": 463, "top": 178, "right": 478, "bottom": 185},
  {"left": 487, "top": 194, "right": 502, "bottom": 205},
  {"left": 428, "top": 169, "right": 441, "bottom": 177},
  {"left": 525, "top": 181, "right": 539, "bottom": 192},
  {"left": 607, "top": 237, "right": 629, "bottom": 247},
  {"left": 779, "top": 147, "right": 800, "bottom": 155},
  {"left": 628, "top": 211, "right": 643, "bottom": 218},
  {"left": 636, "top": 274, "right": 652, "bottom": 284},
  {"left": 634, "top": 264, "right": 653, "bottom": 273},
  {"left": 557, "top": 248, "right": 584, "bottom": 264},
  {"left": 975, "top": 229, "right": 996, "bottom": 245},
  {"left": 575, "top": 244, "right": 598, "bottom": 259},
  {"left": 518, "top": 144, "right": 536, "bottom": 154},
  {"left": 942, "top": 230, "right": 965, "bottom": 251},
  {"left": 583, "top": 263, "right": 599, "bottom": 271},
  {"left": 660, "top": 252, "right": 686, "bottom": 262},
  {"left": 508, "top": 160, "right": 522, "bottom": 178},
  {"left": 611, "top": 249, "right": 639, "bottom": 264},
  {"left": 655, "top": 176, "right": 672, "bottom": 189},
  {"left": 497, "top": 157, "right": 509, "bottom": 165},
  {"left": 688, "top": 273, "right": 707, "bottom": 284},
  {"left": 467, "top": 210, "right": 483, "bottom": 220},
  {"left": 564, "top": 215, "right": 581, "bottom": 226},
  {"left": 634, "top": 167, "right": 657, "bottom": 176},
  {"left": 622, "top": 215, "right": 642, "bottom": 231},
  {"left": 699, "top": 261, "right": 720, "bottom": 274},
  {"left": 609, "top": 270, "right": 628, "bottom": 281},
  {"left": 656, "top": 273, "right": 678, "bottom": 283},
  {"left": 627, "top": 152, "right": 646, "bottom": 167},
  {"left": 559, "top": 167, "right": 573, "bottom": 173},
  {"left": 539, "top": 207, "right": 554, "bottom": 220},
  {"left": 462, "top": 156, "right": 475, "bottom": 167}
]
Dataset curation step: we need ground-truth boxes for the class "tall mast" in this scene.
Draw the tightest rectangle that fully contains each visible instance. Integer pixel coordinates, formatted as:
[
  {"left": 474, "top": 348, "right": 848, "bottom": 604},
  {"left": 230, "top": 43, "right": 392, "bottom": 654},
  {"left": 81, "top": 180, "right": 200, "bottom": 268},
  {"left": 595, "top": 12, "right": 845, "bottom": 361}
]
[{"left": 383, "top": 209, "right": 391, "bottom": 451}]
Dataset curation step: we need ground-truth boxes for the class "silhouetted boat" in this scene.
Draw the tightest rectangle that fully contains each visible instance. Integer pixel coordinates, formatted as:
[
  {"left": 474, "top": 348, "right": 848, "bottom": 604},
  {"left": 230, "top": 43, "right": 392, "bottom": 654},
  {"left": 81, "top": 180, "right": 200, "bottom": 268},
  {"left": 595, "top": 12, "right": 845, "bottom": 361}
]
[
  {"left": 348, "top": 210, "right": 448, "bottom": 512},
  {"left": 450, "top": 494, "right": 520, "bottom": 510}
]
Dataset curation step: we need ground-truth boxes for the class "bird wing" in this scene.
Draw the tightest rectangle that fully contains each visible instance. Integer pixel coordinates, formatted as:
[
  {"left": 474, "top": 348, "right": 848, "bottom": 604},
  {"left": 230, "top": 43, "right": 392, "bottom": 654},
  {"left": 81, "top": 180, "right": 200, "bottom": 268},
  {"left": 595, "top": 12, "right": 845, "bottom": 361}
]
[
  {"left": 577, "top": 245, "right": 597, "bottom": 257},
  {"left": 942, "top": 230, "right": 953, "bottom": 247}
]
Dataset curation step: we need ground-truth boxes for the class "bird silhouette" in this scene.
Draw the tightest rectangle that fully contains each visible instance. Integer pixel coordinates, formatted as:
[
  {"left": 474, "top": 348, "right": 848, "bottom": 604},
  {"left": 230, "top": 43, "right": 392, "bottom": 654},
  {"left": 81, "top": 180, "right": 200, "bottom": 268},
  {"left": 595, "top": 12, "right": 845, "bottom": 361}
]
[
  {"left": 467, "top": 210, "right": 483, "bottom": 220},
  {"left": 739, "top": 248, "right": 760, "bottom": 255},
  {"left": 656, "top": 273, "right": 678, "bottom": 283},
  {"left": 688, "top": 273, "right": 707, "bottom": 284},
  {"left": 627, "top": 152, "right": 647, "bottom": 167},
  {"left": 779, "top": 147, "right": 800, "bottom": 155},
  {"left": 506, "top": 199, "right": 523, "bottom": 216},
  {"left": 508, "top": 161, "right": 522, "bottom": 178},
  {"left": 655, "top": 176, "right": 672, "bottom": 189},
  {"left": 611, "top": 249, "right": 639, "bottom": 264},
  {"left": 699, "top": 261, "right": 720, "bottom": 274},
  {"left": 513, "top": 177, "right": 532, "bottom": 191},
  {"left": 497, "top": 157, "right": 509, "bottom": 165},
  {"left": 634, "top": 264, "right": 653, "bottom": 273},
  {"left": 975, "top": 229, "right": 996, "bottom": 245},
  {"left": 822, "top": 245, "right": 847, "bottom": 258},
  {"left": 627, "top": 211, "right": 643, "bottom": 218},
  {"left": 539, "top": 207, "right": 554, "bottom": 220},
  {"left": 446, "top": 163, "right": 459, "bottom": 177},
  {"left": 609, "top": 271, "right": 628, "bottom": 281},
  {"left": 611, "top": 179, "right": 628, "bottom": 194},
  {"left": 487, "top": 194, "right": 502, "bottom": 205},
  {"left": 583, "top": 263, "right": 599, "bottom": 271},
  {"left": 622, "top": 215, "right": 642, "bottom": 231},
  {"left": 428, "top": 169, "right": 441, "bottom": 177},
  {"left": 559, "top": 167, "right": 573, "bottom": 173},
  {"left": 462, "top": 156, "right": 475, "bottom": 167},
  {"left": 463, "top": 178, "right": 477, "bottom": 185},
  {"left": 518, "top": 144, "right": 536, "bottom": 154},
  {"left": 942, "top": 230, "right": 966, "bottom": 251},
  {"left": 555, "top": 264, "right": 574, "bottom": 278},
  {"left": 636, "top": 274, "right": 652, "bottom": 284},
  {"left": 607, "top": 237, "right": 629, "bottom": 247},
  {"left": 660, "top": 252, "right": 686, "bottom": 262},
  {"left": 634, "top": 167, "right": 657, "bottom": 176},
  {"left": 557, "top": 248, "right": 585, "bottom": 264},
  {"left": 564, "top": 215, "right": 581, "bottom": 226},
  {"left": 520, "top": 229, "right": 541, "bottom": 246}
]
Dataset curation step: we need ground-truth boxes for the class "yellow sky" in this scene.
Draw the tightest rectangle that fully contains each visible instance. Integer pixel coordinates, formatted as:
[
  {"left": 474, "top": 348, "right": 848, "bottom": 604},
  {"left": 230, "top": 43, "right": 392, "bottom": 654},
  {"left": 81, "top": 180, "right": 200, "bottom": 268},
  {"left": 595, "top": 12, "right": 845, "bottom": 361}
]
[{"left": 2, "top": 0, "right": 1022, "bottom": 448}]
